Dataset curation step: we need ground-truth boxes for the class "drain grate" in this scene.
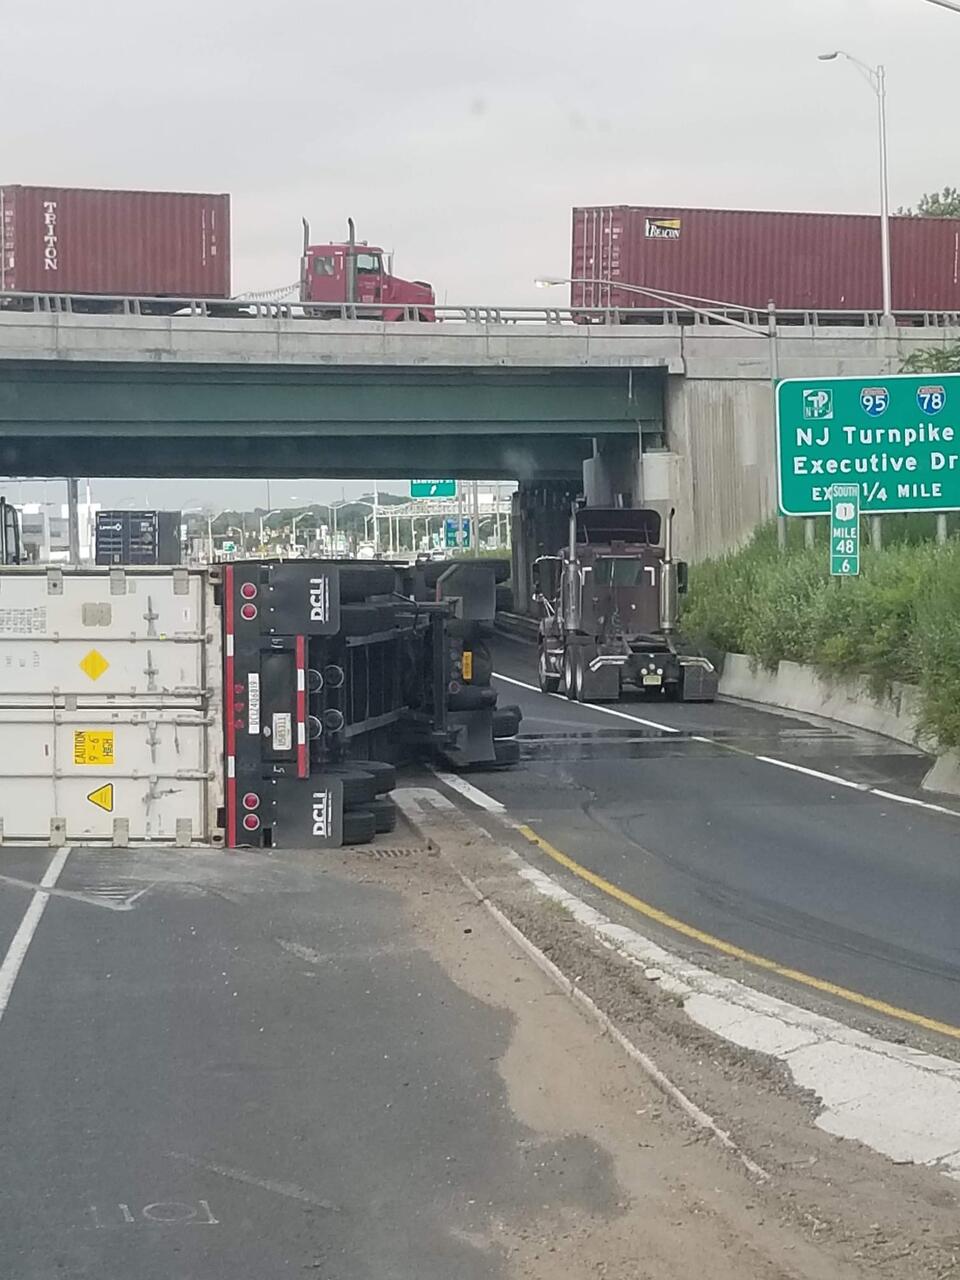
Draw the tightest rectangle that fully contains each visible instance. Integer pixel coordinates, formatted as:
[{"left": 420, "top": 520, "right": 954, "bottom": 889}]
[{"left": 362, "top": 846, "right": 426, "bottom": 859}]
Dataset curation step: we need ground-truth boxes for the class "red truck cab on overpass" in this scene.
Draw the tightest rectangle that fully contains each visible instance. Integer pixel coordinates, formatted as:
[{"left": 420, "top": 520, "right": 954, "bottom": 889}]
[{"left": 301, "top": 218, "right": 435, "bottom": 320}]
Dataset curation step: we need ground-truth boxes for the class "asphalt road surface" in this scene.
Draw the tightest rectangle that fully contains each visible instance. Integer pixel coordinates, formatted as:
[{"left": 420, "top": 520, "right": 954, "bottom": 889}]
[
  {"left": 0, "top": 842, "right": 636, "bottom": 1280},
  {"left": 483, "top": 633, "right": 960, "bottom": 1035}
]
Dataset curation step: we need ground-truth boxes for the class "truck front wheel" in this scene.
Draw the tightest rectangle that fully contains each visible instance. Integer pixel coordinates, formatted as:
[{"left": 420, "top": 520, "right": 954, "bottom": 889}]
[{"left": 538, "top": 645, "right": 561, "bottom": 694}]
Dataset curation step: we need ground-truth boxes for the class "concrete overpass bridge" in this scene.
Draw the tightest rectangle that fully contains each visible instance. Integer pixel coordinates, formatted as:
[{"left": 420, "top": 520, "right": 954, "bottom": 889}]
[{"left": 1, "top": 296, "right": 957, "bottom": 575}]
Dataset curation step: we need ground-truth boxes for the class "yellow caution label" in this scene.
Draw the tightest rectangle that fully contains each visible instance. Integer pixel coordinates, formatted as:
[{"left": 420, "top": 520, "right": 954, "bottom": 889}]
[
  {"left": 86, "top": 783, "right": 114, "bottom": 813},
  {"left": 79, "top": 649, "right": 110, "bottom": 681},
  {"left": 461, "top": 650, "right": 473, "bottom": 682},
  {"left": 73, "top": 730, "right": 115, "bottom": 767}
]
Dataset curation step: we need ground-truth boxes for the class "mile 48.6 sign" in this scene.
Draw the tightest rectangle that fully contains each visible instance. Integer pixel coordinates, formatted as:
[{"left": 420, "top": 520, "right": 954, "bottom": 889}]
[
  {"left": 830, "top": 484, "right": 860, "bottom": 576},
  {"left": 777, "top": 374, "right": 960, "bottom": 515}
]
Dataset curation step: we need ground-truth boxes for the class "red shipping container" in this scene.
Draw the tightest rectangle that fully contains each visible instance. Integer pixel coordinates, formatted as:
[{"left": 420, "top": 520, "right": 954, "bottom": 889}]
[
  {"left": 0, "top": 185, "right": 231, "bottom": 298},
  {"left": 571, "top": 205, "right": 960, "bottom": 314}
]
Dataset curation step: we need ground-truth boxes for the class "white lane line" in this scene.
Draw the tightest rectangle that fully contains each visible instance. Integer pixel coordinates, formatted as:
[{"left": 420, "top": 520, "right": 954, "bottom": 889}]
[
  {"left": 499, "top": 670, "right": 960, "bottom": 821},
  {"left": 493, "top": 671, "right": 680, "bottom": 735},
  {"left": 0, "top": 845, "right": 71, "bottom": 1026},
  {"left": 753, "top": 755, "right": 869, "bottom": 791},
  {"left": 698, "top": 738, "right": 960, "bottom": 820},
  {"left": 865, "top": 788, "right": 960, "bottom": 818},
  {"left": 430, "top": 770, "right": 506, "bottom": 812}
]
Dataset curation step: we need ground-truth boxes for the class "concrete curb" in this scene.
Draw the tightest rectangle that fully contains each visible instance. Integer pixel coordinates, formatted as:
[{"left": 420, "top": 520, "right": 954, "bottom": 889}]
[{"left": 396, "top": 783, "right": 960, "bottom": 1183}]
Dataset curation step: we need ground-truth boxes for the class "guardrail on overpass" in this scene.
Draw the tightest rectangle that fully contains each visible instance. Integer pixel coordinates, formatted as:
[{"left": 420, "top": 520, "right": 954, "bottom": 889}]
[{"left": 3, "top": 290, "right": 960, "bottom": 328}]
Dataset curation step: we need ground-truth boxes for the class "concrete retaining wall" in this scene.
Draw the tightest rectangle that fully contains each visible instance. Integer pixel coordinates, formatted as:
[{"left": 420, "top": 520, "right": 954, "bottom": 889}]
[
  {"left": 718, "top": 652, "right": 960, "bottom": 796},
  {"left": 718, "top": 653, "right": 925, "bottom": 747}
]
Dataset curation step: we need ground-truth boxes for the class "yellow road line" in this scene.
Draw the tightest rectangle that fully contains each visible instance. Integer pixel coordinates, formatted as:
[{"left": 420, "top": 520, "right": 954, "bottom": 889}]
[{"left": 516, "top": 823, "right": 960, "bottom": 1042}]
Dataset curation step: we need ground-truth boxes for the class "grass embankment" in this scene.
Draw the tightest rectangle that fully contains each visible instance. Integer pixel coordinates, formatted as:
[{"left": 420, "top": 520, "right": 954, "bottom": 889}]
[{"left": 683, "top": 519, "right": 960, "bottom": 748}]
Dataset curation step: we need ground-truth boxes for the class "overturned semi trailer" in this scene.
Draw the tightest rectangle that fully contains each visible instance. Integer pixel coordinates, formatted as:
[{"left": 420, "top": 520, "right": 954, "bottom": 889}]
[{"left": 0, "top": 559, "right": 520, "bottom": 849}]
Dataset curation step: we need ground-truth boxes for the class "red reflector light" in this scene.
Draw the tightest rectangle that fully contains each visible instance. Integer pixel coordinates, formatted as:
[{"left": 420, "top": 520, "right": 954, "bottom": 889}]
[
  {"left": 242, "top": 792, "right": 260, "bottom": 811},
  {"left": 242, "top": 813, "right": 261, "bottom": 832},
  {"left": 240, "top": 581, "right": 258, "bottom": 600},
  {"left": 240, "top": 603, "right": 258, "bottom": 621}
]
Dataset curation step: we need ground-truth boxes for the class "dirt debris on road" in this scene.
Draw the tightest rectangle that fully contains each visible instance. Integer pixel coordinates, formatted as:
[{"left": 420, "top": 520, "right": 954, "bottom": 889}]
[{"left": 338, "top": 809, "right": 960, "bottom": 1280}]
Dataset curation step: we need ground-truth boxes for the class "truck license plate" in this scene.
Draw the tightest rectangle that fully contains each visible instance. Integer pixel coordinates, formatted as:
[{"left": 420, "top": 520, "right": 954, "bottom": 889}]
[
  {"left": 642, "top": 673, "right": 662, "bottom": 687},
  {"left": 272, "top": 712, "right": 292, "bottom": 750}
]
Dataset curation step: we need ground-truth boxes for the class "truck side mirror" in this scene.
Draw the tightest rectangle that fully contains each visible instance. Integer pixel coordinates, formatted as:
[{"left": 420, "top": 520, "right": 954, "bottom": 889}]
[{"left": 676, "top": 561, "right": 689, "bottom": 595}]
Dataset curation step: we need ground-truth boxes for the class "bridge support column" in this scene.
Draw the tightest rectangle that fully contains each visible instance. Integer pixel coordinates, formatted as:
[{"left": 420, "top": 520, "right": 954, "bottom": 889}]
[
  {"left": 583, "top": 437, "right": 639, "bottom": 508},
  {"left": 510, "top": 482, "right": 576, "bottom": 616}
]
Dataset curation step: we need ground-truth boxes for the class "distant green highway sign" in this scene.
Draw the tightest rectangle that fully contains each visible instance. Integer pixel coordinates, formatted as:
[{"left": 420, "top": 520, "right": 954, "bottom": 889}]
[
  {"left": 776, "top": 374, "right": 960, "bottom": 515},
  {"left": 410, "top": 479, "right": 457, "bottom": 499}
]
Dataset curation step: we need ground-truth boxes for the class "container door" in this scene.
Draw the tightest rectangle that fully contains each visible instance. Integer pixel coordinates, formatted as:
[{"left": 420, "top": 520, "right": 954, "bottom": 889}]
[{"left": 0, "top": 568, "right": 209, "bottom": 707}]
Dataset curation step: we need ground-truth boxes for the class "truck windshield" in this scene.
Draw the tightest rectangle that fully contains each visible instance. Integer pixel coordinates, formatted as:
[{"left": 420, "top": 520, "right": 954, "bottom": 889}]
[
  {"left": 313, "top": 255, "right": 335, "bottom": 275},
  {"left": 593, "top": 557, "right": 652, "bottom": 586},
  {"left": 356, "top": 253, "right": 382, "bottom": 273}
]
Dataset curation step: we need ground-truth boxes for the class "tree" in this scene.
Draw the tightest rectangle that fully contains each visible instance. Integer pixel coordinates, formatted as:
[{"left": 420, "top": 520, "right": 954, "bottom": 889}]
[
  {"left": 900, "top": 343, "right": 960, "bottom": 374},
  {"left": 898, "top": 186, "right": 960, "bottom": 218}
]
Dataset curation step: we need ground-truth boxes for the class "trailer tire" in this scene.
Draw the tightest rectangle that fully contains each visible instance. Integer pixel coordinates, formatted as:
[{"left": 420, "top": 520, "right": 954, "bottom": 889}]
[
  {"left": 342, "top": 809, "right": 377, "bottom": 845},
  {"left": 349, "top": 759, "right": 397, "bottom": 794},
  {"left": 447, "top": 686, "right": 497, "bottom": 711},
  {"left": 338, "top": 567, "right": 397, "bottom": 602},
  {"left": 538, "top": 645, "right": 561, "bottom": 694},
  {"left": 365, "top": 796, "right": 398, "bottom": 833},
  {"left": 492, "top": 705, "right": 521, "bottom": 738},
  {"left": 321, "top": 767, "right": 379, "bottom": 804},
  {"left": 421, "top": 561, "right": 454, "bottom": 588},
  {"left": 493, "top": 739, "right": 520, "bottom": 766},
  {"left": 338, "top": 604, "right": 383, "bottom": 636}
]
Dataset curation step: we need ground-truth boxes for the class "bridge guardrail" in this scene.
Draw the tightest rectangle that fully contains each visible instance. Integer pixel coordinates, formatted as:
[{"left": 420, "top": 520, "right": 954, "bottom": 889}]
[{"left": 2, "top": 290, "right": 959, "bottom": 329}]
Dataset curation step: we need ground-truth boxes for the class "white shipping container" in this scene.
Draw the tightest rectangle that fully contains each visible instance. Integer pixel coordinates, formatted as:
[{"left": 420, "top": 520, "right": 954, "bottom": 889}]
[
  {"left": 0, "top": 566, "right": 211, "bottom": 707},
  {"left": 0, "top": 566, "right": 222, "bottom": 844}
]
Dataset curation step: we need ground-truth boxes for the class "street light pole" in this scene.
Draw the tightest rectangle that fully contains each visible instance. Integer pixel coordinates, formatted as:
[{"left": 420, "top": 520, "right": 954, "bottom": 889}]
[{"left": 818, "top": 52, "right": 892, "bottom": 320}]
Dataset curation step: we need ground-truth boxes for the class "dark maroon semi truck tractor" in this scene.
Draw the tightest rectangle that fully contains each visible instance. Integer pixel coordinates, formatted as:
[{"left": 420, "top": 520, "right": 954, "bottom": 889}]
[{"left": 534, "top": 507, "right": 717, "bottom": 704}]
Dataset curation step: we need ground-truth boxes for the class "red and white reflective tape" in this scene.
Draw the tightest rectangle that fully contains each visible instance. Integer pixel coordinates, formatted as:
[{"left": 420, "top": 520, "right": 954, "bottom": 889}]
[{"left": 295, "top": 634, "right": 308, "bottom": 779}]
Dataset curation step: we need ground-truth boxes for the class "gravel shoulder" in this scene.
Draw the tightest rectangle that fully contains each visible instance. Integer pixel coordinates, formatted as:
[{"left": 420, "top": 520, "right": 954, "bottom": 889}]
[{"left": 374, "top": 798, "right": 960, "bottom": 1280}]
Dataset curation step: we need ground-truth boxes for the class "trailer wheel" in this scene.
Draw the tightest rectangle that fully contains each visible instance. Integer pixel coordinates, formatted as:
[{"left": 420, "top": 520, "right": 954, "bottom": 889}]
[
  {"left": 493, "top": 739, "right": 520, "bottom": 766},
  {"left": 492, "top": 705, "right": 521, "bottom": 738},
  {"left": 338, "top": 603, "right": 390, "bottom": 636},
  {"left": 365, "top": 796, "right": 398, "bottom": 833},
  {"left": 321, "top": 767, "right": 379, "bottom": 804},
  {"left": 338, "top": 566, "right": 397, "bottom": 601},
  {"left": 349, "top": 759, "right": 397, "bottom": 794},
  {"left": 342, "top": 809, "right": 378, "bottom": 845},
  {"left": 447, "top": 686, "right": 497, "bottom": 711},
  {"left": 537, "top": 646, "right": 561, "bottom": 694}
]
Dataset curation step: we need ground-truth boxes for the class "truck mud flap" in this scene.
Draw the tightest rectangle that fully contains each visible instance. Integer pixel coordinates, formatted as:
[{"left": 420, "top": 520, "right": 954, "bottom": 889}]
[
  {"left": 441, "top": 708, "right": 499, "bottom": 768},
  {"left": 680, "top": 662, "right": 719, "bottom": 702}
]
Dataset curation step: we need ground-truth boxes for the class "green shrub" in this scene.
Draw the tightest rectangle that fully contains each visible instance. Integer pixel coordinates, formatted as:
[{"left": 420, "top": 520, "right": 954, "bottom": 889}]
[{"left": 683, "top": 524, "right": 960, "bottom": 746}]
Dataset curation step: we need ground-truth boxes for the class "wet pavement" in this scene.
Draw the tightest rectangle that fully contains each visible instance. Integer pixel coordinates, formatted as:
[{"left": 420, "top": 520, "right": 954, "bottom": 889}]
[{"left": 477, "top": 634, "right": 960, "bottom": 1032}]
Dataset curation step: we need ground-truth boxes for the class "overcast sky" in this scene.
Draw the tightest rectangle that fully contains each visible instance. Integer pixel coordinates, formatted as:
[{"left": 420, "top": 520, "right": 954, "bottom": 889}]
[{"left": 3, "top": 0, "right": 957, "bottom": 508}]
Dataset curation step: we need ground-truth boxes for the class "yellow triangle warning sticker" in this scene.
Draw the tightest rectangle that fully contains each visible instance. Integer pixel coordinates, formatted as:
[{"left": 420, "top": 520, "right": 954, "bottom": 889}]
[{"left": 87, "top": 783, "right": 114, "bottom": 813}]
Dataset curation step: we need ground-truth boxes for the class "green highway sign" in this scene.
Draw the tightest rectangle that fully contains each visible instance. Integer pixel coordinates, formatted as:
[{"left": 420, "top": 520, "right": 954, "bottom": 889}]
[
  {"left": 443, "top": 517, "right": 470, "bottom": 548},
  {"left": 410, "top": 479, "right": 457, "bottom": 499},
  {"left": 829, "top": 483, "right": 860, "bottom": 576},
  {"left": 776, "top": 374, "right": 960, "bottom": 515}
]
